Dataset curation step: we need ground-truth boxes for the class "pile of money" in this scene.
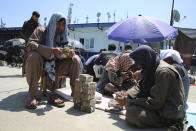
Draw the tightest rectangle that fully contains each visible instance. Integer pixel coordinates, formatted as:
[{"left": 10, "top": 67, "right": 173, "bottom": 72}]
[
  {"left": 0, "top": 60, "right": 6, "bottom": 66},
  {"left": 60, "top": 47, "right": 70, "bottom": 58},
  {"left": 74, "top": 74, "right": 96, "bottom": 113}
]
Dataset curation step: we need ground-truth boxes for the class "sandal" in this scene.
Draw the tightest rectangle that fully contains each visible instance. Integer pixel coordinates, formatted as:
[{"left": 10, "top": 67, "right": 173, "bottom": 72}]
[
  {"left": 25, "top": 98, "right": 39, "bottom": 109},
  {"left": 48, "top": 95, "right": 65, "bottom": 107}
]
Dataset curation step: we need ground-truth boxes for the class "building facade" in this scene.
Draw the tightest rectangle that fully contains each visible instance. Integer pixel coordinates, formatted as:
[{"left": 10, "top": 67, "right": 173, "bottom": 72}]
[
  {"left": 68, "top": 23, "right": 124, "bottom": 51},
  {"left": 1, "top": 23, "right": 196, "bottom": 52}
]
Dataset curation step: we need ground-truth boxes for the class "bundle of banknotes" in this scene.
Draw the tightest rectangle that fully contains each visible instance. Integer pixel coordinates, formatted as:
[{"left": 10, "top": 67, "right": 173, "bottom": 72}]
[
  {"left": 59, "top": 47, "right": 70, "bottom": 59},
  {"left": 74, "top": 74, "right": 97, "bottom": 113}
]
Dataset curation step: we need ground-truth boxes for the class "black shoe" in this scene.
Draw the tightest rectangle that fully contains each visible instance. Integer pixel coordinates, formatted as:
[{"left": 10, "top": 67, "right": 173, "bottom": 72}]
[{"left": 168, "top": 122, "right": 183, "bottom": 131}]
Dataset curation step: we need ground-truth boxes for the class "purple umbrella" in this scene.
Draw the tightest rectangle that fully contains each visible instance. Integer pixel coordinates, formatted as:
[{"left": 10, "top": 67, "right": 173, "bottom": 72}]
[{"left": 106, "top": 16, "right": 178, "bottom": 43}]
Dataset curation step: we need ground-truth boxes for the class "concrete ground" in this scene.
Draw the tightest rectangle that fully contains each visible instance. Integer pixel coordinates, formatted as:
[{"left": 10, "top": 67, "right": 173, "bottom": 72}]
[{"left": 0, "top": 66, "right": 195, "bottom": 131}]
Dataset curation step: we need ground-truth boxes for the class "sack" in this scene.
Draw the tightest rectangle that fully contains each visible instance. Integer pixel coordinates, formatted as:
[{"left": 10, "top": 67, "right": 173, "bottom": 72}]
[{"left": 93, "top": 64, "right": 104, "bottom": 78}]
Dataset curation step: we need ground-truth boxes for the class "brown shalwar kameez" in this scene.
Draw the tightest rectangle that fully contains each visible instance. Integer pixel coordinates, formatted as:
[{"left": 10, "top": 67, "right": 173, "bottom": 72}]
[
  {"left": 126, "top": 60, "right": 185, "bottom": 128},
  {"left": 25, "top": 26, "right": 82, "bottom": 99}
]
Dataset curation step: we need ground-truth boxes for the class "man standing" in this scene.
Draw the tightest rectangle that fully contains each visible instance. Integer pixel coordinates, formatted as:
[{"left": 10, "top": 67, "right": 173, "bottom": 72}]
[
  {"left": 21, "top": 11, "right": 40, "bottom": 42},
  {"left": 21, "top": 11, "right": 40, "bottom": 76}
]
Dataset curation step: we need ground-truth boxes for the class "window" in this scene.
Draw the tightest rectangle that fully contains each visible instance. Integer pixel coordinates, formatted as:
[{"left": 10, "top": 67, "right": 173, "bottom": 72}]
[
  {"left": 85, "top": 39, "right": 90, "bottom": 49},
  {"left": 90, "top": 38, "right": 94, "bottom": 48},
  {"left": 79, "top": 38, "right": 84, "bottom": 45}
]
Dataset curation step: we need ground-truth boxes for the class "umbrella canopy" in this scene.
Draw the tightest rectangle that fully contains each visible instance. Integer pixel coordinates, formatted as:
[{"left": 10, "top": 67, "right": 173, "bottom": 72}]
[{"left": 106, "top": 16, "right": 178, "bottom": 43}]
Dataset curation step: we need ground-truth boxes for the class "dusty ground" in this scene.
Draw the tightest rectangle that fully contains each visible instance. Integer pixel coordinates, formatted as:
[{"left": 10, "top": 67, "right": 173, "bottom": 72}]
[{"left": 0, "top": 66, "right": 195, "bottom": 131}]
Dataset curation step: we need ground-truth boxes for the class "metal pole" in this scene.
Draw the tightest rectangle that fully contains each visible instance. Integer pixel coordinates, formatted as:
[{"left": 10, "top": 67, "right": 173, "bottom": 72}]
[
  {"left": 170, "top": 0, "right": 175, "bottom": 26},
  {"left": 169, "top": 0, "right": 174, "bottom": 49}
]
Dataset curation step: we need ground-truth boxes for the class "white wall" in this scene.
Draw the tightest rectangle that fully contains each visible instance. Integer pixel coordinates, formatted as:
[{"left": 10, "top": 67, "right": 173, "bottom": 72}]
[{"left": 69, "top": 26, "right": 124, "bottom": 51}]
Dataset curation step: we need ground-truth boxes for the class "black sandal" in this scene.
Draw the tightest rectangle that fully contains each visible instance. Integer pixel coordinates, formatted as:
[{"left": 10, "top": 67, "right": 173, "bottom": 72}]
[
  {"left": 25, "top": 99, "right": 39, "bottom": 109},
  {"left": 48, "top": 96, "right": 65, "bottom": 107}
]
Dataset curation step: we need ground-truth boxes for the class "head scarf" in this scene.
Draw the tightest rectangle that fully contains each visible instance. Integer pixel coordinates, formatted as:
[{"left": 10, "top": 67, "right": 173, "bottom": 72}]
[
  {"left": 45, "top": 12, "right": 68, "bottom": 81},
  {"left": 160, "top": 49, "right": 183, "bottom": 64},
  {"left": 106, "top": 53, "right": 135, "bottom": 72},
  {"left": 129, "top": 45, "right": 160, "bottom": 98}
]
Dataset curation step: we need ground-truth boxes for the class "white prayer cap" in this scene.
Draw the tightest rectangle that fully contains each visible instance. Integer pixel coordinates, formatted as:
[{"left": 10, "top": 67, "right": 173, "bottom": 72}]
[{"left": 160, "top": 49, "right": 183, "bottom": 64}]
